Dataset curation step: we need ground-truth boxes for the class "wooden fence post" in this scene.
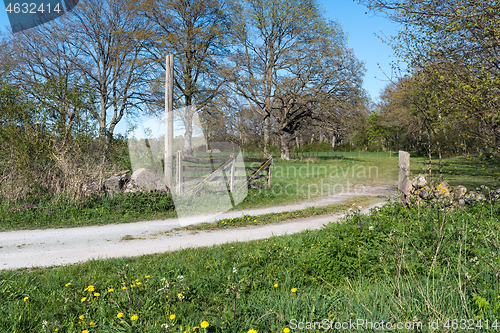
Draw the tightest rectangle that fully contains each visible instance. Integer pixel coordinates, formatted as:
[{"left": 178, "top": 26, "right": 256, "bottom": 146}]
[
  {"left": 176, "top": 150, "right": 183, "bottom": 194},
  {"left": 229, "top": 153, "right": 235, "bottom": 192},
  {"left": 398, "top": 150, "right": 411, "bottom": 203},
  {"left": 267, "top": 157, "right": 273, "bottom": 187}
]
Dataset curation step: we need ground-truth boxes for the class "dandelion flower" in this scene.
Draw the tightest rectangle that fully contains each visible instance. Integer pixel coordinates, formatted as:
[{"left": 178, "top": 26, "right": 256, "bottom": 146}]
[
  {"left": 192, "top": 327, "right": 199, "bottom": 331},
  {"left": 170, "top": 314, "right": 176, "bottom": 320},
  {"left": 65, "top": 283, "right": 72, "bottom": 287},
  {"left": 23, "top": 296, "right": 29, "bottom": 301},
  {"left": 82, "top": 330, "right": 89, "bottom": 333},
  {"left": 94, "top": 292, "right": 100, "bottom": 297},
  {"left": 248, "top": 330, "right": 257, "bottom": 333},
  {"left": 117, "top": 313, "right": 124, "bottom": 318},
  {"left": 145, "top": 275, "right": 150, "bottom": 278},
  {"left": 122, "top": 287, "right": 127, "bottom": 290},
  {"left": 200, "top": 321, "right": 209, "bottom": 328},
  {"left": 284, "top": 328, "right": 291, "bottom": 333},
  {"left": 108, "top": 288, "right": 114, "bottom": 292},
  {"left": 89, "top": 322, "right": 95, "bottom": 326},
  {"left": 131, "top": 315, "right": 138, "bottom": 321},
  {"left": 85, "top": 285, "right": 95, "bottom": 292},
  {"left": 79, "top": 315, "right": 84, "bottom": 320},
  {"left": 81, "top": 297, "right": 87, "bottom": 302},
  {"left": 291, "top": 288, "right": 297, "bottom": 293}
]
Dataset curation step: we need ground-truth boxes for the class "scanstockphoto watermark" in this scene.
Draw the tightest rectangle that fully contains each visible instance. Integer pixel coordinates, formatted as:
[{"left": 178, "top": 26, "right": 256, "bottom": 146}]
[
  {"left": 255, "top": 180, "right": 374, "bottom": 199},
  {"left": 265, "top": 162, "right": 379, "bottom": 180},
  {"left": 289, "top": 318, "right": 424, "bottom": 331}
]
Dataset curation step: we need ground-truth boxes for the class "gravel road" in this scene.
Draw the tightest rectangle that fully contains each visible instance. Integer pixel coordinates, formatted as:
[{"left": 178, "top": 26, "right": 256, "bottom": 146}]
[{"left": 0, "top": 186, "right": 395, "bottom": 270}]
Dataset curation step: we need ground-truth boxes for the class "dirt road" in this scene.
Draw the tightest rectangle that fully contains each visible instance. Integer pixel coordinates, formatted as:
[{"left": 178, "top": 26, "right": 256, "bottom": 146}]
[{"left": 0, "top": 186, "right": 395, "bottom": 270}]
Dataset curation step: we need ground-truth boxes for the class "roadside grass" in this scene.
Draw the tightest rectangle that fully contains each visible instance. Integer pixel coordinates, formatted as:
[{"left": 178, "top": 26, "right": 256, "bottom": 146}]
[{"left": 1, "top": 200, "right": 499, "bottom": 332}]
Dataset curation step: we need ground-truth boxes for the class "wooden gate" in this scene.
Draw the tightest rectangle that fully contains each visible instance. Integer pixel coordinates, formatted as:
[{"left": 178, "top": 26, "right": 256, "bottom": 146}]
[{"left": 173, "top": 152, "right": 272, "bottom": 194}]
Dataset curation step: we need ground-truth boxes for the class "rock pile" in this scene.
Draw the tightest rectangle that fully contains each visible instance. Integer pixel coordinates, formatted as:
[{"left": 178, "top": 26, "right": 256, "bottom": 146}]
[
  {"left": 408, "top": 174, "right": 500, "bottom": 206},
  {"left": 103, "top": 169, "right": 168, "bottom": 196}
]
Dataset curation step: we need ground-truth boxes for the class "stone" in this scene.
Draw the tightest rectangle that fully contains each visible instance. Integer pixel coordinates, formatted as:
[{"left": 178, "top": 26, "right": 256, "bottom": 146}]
[
  {"left": 124, "top": 168, "right": 167, "bottom": 193},
  {"left": 453, "top": 185, "right": 467, "bottom": 200},
  {"left": 104, "top": 173, "right": 130, "bottom": 195},
  {"left": 416, "top": 186, "right": 432, "bottom": 200},
  {"left": 464, "top": 190, "right": 486, "bottom": 205},
  {"left": 411, "top": 174, "right": 428, "bottom": 189},
  {"left": 435, "top": 182, "right": 451, "bottom": 198}
]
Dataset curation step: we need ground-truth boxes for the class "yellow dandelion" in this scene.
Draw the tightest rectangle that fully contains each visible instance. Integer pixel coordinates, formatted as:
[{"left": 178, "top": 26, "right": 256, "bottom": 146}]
[
  {"left": 254, "top": 220, "right": 257, "bottom": 222},
  {"left": 170, "top": 314, "right": 176, "bottom": 320},
  {"left": 108, "top": 288, "right": 114, "bottom": 292},
  {"left": 122, "top": 287, "right": 127, "bottom": 290},
  {"left": 94, "top": 292, "right": 100, "bottom": 297},
  {"left": 81, "top": 297, "right": 87, "bottom": 302},
  {"left": 85, "top": 285, "right": 95, "bottom": 292},
  {"left": 120, "top": 320, "right": 124, "bottom": 323},
  {"left": 145, "top": 275, "right": 150, "bottom": 278},
  {"left": 248, "top": 330, "right": 257, "bottom": 333},
  {"left": 273, "top": 284, "right": 278, "bottom": 288},
  {"left": 284, "top": 328, "right": 291, "bottom": 333},
  {"left": 82, "top": 330, "right": 89, "bottom": 333},
  {"left": 117, "top": 313, "right": 124, "bottom": 318},
  {"left": 193, "top": 327, "right": 200, "bottom": 331},
  {"left": 23, "top": 296, "right": 29, "bottom": 301},
  {"left": 200, "top": 321, "right": 209, "bottom": 328},
  {"left": 291, "top": 288, "right": 297, "bottom": 293},
  {"left": 65, "top": 283, "right": 72, "bottom": 287},
  {"left": 89, "top": 322, "right": 95, "bottom": 326},
  {"left": 79, "top": 315, "right": 84, "bottom": 320},
  {"left": 131, "top": 315, "right": 138, "bottom": 321},
  {"left": 137, "top": 282, "right": 142, "bottom": 285}
]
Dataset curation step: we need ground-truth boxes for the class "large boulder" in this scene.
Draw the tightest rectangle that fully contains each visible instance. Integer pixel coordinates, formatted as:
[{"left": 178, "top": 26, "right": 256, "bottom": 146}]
[
  {"left": 104, "top": 172, "right": 130, "bottom": 195},
  {"left": 124, "top": 168, "right": 168, "bottom": 193}
]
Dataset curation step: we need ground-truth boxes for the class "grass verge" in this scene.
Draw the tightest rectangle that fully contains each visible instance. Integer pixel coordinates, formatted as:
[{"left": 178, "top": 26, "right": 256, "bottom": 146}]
[{"left": 1, "top": 200, "right": 499, "bottom": 332}]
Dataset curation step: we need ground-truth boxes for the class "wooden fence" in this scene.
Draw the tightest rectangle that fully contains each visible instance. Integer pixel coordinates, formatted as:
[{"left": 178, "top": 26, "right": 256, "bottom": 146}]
[{"left": 172, "top": 152, "right": 272, "bottom": 194}]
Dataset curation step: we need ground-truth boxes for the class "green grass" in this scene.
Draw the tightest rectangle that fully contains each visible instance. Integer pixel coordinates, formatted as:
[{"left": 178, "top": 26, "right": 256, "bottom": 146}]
[{"left": 1, "top": 200, "right": 499, "bottom": 332}]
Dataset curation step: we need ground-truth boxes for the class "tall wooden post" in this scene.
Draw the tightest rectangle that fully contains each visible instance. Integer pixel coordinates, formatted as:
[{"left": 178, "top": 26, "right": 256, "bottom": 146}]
[
  {"left": 176, "top": 150, "right": 183, "bottom": 194},
  {"left": 398, "top": 151, "right": 411, "bottom": 203},
  {"left": 165, "top": 54, "right": 174, "bottom": 189}
]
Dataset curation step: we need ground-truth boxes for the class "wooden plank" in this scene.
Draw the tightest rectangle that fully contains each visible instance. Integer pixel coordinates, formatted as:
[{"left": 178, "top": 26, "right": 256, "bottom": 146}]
[
  {"left": 189, "top": 157, "right": 234, "bottom": 194},
  {"left": 182, "top": 156, "right": 229, "bottom": 164},
  {"left": 243, "top": 158, "right": 269, "bottom": 163},
  {"left": 238, "top": 157, "right": 272, "bottom": 190}
]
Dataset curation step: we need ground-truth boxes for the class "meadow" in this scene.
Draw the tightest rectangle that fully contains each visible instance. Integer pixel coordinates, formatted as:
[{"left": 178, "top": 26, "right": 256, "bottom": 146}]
[{"left": 1, "top": 199, "right": 499, "bottom": 332}]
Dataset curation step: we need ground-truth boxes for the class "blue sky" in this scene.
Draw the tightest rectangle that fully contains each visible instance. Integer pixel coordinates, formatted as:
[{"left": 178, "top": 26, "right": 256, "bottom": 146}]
[{"left": 0, "top": 0, "right": 402, "bottom": 134}]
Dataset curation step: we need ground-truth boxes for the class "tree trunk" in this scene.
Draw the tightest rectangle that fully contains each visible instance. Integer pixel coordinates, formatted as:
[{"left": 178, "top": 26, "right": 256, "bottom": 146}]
[
  {"left": 263, "top": 115, "right": 270, "bottom": 153},
  {"left": 183, "top": 118, "right": 193, "bottom": 156},
  {"left": 331, "top": 133, "right": 336, "bottom": 148},
  {"left": 280, "top": 131, "right": 290, "bottom": 160},
  {"left": 296, "top": 135, "right": 300, "bottom": 148},
  {"left": 319, "top": 128, "right": 324, "bottom": 142}
]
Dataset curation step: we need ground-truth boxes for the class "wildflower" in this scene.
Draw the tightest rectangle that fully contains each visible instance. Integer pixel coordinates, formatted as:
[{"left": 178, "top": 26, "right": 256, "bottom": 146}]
[
  {"left": 193, "top": 327, "right": 200, "bottom": 331},
  {"left": 84, "top": 285, "right": 95, "bottom": 292},
  {"left": 108, "top": 288, "right": 114, "bottom": 292},
  {"left": 131, "top": 315, "right": 138, "bottom": 321},
  {"left": 254, "top": 219, "right": 257, "bottom": 222},
  {"left": 248, "top": 330, "right": 257, "bottom": 333},
  {"left": 89, "top": 322, "right": 95, "bottom": 326},
  {"left": 368, "top": 226, "right": 374, "bottom": 230},
  {"left": 284, "top": 329, "right": 291, "bottom": 333},
  {"left": 79, "top": 315, "right": 84, "bottom": 320},
  {"left": 120, "top": 320, "right": 124, "bottom": 324},
  {"left": 291, "top": 288, "right": 297, "bottom": 293},
  {"left": 274, "top": 284, "right": 278, "bottom": 288},
  {"left": 122, "top": 287, "right": 127, "bottom": 290},
  {"left": 23, "top": 297, "right": 29, "bottom": 301},
  {"left": 137, "top": 282, "right": 142, "bottom": 285},
  {"left": 145, "top": 275, "right": 151, "bottom": 278},
  {"left": 117, "top": 313, "right": 124, "bottom": 318},
  {"left": 200, "top": 321, "right": 209, "bottom": 328},
  {"left": 65, "top": 283, "right": 72, "bottom": 287},
  {"left": 81, "top": 297, "right": 87, "bottom": 302},
  {"left": 170, "top": 314, "right": 176, "bottom": 320},
  {"left": 177, "top": 275, "right": 184, "bottom": 280},
  {"left": 161, "top": 323, "right": 169, "bottom": 329},
  {"left": 233, "top": 267, "right": 237, "bottom": 274},
  {"left": 82, "top": 330, "right": 89, "bottom": 333},
  {"left": 94, "top": 292, "right": 100, "bottom": 297}
]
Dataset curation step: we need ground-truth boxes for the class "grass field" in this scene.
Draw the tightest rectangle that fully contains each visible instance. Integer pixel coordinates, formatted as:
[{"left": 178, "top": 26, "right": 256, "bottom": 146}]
[
  {"left": 1, "top": 151, "right": 498, "bottom": 231},
  {"left": 1, "top": 200, "right": 499, "bottom": 332}
]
